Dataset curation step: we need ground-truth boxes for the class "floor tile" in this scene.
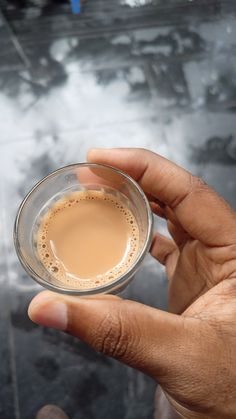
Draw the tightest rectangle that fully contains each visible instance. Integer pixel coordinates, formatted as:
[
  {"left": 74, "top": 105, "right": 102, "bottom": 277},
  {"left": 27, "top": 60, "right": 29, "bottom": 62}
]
[
  {"left": 0, "top": 182, "right": 17, "bottom": 419},
  {"left": 0, "top": 11, "right": 28, "bottom": 72},
  {"left": 0, "top": 64, "right": 158, "bottom": 143},
  {"left": 163, "top": 111, "right": 236, "bottom": 208}
]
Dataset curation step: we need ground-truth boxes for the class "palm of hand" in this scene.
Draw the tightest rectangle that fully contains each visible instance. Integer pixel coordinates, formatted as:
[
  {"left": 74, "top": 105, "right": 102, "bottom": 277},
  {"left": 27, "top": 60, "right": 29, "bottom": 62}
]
[
  {"left": 160, "top": 220, "right": 236, "bottom": 418},
  {"left": 168, "top": 234, "right": 236, "bottom": 313}
]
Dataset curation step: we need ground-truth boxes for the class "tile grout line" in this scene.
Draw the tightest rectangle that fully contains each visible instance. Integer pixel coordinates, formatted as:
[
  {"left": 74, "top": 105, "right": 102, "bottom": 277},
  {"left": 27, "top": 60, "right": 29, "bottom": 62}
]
[
  {"left": 0, "top": 181, "right": 21, "bottom": 419},
  {"left": 0, "top": 10, "right": 30, "bottom": 69}
]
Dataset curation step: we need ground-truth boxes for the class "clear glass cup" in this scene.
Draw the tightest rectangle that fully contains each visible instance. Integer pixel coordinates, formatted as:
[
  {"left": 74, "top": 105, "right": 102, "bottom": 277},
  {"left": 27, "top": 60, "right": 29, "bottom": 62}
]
[{"left": 14, "top": 163, "right": 153, "bottom": 295}]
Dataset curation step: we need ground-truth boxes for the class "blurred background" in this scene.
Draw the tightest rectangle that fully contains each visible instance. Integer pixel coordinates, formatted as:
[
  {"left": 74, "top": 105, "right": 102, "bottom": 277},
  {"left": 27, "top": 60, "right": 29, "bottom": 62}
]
[{"left": 1, "top": 0, "right": 236, "bottom": 418}]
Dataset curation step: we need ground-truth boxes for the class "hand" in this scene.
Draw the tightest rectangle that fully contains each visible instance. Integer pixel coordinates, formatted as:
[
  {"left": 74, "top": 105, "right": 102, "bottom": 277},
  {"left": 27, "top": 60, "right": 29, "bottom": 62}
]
[{"left": 28, "top": 148, "right": 236, "bottom": 419}]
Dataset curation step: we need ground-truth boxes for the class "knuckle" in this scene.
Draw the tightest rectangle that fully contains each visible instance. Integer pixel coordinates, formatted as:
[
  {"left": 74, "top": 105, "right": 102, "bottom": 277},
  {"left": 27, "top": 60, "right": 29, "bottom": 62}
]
[
  {"left": 171, "top": 174, "right": 208, "bottom": 209},
  {"left": 189, "top": 175, "right": 207, "bottom": 193},
  {"left": 92, "top": 307, "right": 130, "bottom": 359}
]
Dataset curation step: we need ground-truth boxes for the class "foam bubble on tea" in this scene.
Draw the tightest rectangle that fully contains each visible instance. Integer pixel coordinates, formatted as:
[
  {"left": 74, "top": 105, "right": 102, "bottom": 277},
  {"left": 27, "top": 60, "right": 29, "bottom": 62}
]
[{"left": 37, "top": 190, "right": 139, "bottom": 289}]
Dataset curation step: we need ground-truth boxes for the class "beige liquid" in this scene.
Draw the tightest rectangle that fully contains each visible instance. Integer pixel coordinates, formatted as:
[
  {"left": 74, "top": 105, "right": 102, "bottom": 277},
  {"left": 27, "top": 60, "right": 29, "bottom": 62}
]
[{"left": 37, "top": 190, "right": 139, "bottom": 289}]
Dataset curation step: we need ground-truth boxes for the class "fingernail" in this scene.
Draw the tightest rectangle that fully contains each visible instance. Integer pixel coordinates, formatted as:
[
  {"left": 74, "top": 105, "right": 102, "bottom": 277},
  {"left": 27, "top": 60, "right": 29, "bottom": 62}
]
[{"left": 29, "top": 299, "right": 68, "bottom": 331}]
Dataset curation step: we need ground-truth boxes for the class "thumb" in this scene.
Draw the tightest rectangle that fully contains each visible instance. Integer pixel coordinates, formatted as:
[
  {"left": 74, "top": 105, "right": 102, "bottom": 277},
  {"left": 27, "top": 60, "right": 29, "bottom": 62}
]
[{"left": 28, "top": 291, "right": 194, "bottom": 382}]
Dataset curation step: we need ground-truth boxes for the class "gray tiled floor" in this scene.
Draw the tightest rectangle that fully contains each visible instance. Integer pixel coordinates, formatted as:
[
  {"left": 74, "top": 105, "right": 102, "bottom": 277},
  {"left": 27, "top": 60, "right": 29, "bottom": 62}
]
[{"left": 1, "top": 1, "right": 236, "bottom": 418}]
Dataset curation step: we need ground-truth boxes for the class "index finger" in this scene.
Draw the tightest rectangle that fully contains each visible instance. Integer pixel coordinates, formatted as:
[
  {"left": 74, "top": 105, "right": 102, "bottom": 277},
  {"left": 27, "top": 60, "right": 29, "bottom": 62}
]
[{"left": 87, "top": 148, "right": 236, "bottom": 246}]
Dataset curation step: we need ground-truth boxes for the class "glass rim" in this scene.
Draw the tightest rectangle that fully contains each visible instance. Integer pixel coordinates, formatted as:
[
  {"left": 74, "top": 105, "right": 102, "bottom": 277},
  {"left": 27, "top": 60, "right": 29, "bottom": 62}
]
[{"left": 14, "top": 162, "right": 153, "bottom": 295}]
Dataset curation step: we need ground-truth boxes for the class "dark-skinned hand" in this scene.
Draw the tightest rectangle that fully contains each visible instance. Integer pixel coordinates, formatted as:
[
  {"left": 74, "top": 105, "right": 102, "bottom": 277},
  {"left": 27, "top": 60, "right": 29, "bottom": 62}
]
[{"left": 29, "top": 148, "right": 236, "bottom": 419}]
